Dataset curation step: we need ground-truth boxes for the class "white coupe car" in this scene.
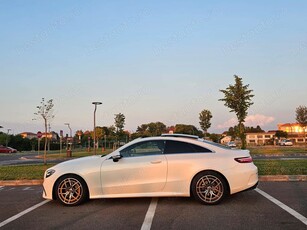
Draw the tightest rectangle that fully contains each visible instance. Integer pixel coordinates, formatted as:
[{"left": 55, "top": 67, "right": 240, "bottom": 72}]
[{"left": 43, "top": 134, "right": 258, "bottom": 206}]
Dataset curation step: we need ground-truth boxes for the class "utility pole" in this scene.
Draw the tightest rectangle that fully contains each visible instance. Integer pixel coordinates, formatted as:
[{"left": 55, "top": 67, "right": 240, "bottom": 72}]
[{"left": 92, "top": 102, "right": 102, "bottom": 155}]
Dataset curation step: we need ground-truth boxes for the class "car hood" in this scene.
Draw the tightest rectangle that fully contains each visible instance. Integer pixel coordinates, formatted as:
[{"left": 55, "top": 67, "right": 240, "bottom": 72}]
[{"left": 51, "top": 155, "right": 109, "bottom": 172}]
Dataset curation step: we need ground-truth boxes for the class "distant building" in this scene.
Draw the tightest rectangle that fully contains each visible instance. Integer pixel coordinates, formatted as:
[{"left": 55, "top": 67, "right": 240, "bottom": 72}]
[
  {"left": 246, "top": 131, "right": 276, "bottom": 146},
  {"left": 278, "top": 123, "right": 306, "bottom": 133},
  {"left": 220, "top": 136, "right": 232, "bottom": 144},
  {"left": 19, "top": 132, "right": 37, "bottom": 139},
  {"left": 20, "top": 131, "right": 58, "bottom": 140},
  {"left": 278, "top": 123, "right": 306, "bottom": 144}
]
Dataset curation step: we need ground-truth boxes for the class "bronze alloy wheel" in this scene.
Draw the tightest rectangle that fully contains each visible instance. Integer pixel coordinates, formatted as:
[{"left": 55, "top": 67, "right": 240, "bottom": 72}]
[
  {"left": 192, "top": 172, "right": 227, "bottom": 205},
  {"left": 56, "top": 175, "right": 87, "bottom": 206}
]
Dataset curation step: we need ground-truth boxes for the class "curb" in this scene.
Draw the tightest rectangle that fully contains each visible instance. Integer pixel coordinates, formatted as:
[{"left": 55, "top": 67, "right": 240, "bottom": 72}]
[
  {"left": 0, "top": 176, "right": 306, "bottom": 186},
  {"left": 0, "top": 180, "right": 43, "bottom": 186},
  {"left": 258, "top": 175, "right": 307, "bottom": 182}
]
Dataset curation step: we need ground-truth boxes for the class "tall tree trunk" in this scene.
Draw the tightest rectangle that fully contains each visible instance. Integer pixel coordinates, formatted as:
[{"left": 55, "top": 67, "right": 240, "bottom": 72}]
[
  {"left": 239, "top": 122, "right": 246, "bottom": 149},
  {"left": 44, "top": 118, "right": 47, "bottom": 165},
  {"left": 304, "top": 128, "right": 306, "bottom": 151}
]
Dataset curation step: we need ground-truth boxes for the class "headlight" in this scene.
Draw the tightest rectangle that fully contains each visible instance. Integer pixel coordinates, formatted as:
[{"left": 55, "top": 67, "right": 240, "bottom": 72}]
[{"left": 46, "top": 169, "right": 55, "bottom": 178}]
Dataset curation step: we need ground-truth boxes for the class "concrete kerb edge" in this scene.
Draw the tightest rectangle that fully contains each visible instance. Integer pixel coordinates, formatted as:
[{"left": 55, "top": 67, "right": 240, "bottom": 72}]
[
  {"left": 0, "top": 179, "right": 43, "bottom": 186},
  {"left": 0, "top": 176, "right": 306, "bottom": 186},
  {"left": 258, "top": 175, "right": 307, "bottom": 182}
]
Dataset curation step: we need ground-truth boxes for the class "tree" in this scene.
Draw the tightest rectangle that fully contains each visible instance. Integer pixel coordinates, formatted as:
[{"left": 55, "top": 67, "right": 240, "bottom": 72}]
[
  {"left": 114, "top": 113, "right": 125, "bottom": 133},
  {"left": 296, "top": 105, "right": 307, "bottom": 145},
  {"left": 245, "top": 126, "right": 264, "bottom": 133},
  {"left": 275, "top": 130, "right": 288, "bottom": 139},
  {"left": 226, "top": 126, "right": 240, "bottom": 139},
  {"left": 174, "top": 124, "right": 203, "bottom": 136},
  {"left": 219, "top": 75, "right": 254, "bottom": 149},
  {"left": 135, "top": 122, "right": 167, "bottom": 137},
  {"left": 209, "top": 133, "right": 221, "bottom": 143},
  {"left": 136, "top": 124, "right": 149, "bottom": 136},
  {"left": 114, "top": 113, "right": 126, "bottom": 144},
  {"left": 91, "top": 127, "right": 105, "bottom": 143},
  {"left": 34, "top": 98, "right": 54, "bottom": 164},
  {"left": 147, "top": 122, "right": 167, "bottom": 136},
  {"left": 199, "top": 109, "right": 212, "bottom": 138}
]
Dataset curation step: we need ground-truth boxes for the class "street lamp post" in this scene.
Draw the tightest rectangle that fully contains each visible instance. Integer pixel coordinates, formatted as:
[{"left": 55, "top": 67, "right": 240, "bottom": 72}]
[
  {"left": 92, "top": 102, "right": 102, "bottom": 155},
  {"left": 64, "top": 123, "right": 72, "bottom": 157}
]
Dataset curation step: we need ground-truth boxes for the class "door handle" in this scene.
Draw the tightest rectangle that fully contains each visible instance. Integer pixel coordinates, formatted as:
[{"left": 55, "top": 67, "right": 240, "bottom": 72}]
[{"left": 151, "top": 160, "right": 162, "bottom": 164}]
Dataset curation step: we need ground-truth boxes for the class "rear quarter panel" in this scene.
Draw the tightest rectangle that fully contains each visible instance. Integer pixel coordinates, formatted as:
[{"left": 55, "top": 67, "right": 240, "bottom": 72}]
[{"left": 163, "top": 152, "right": 238, "bottom": 196}]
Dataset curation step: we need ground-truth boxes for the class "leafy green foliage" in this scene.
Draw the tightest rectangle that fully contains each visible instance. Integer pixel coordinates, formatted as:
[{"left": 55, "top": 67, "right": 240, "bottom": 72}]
[
  {"left": 274, "top": 130, "right": 288, "bottom": 139},
  {"left": 296, "top": 105, "right": 307, "bottom": 126},
  {"left": 208, "top": 133, "right": 221, "bottom": 143},
  {"left": 114, "top": 113, "right": 126, "bottom": 133},
  {"left": 174, "top": 124, "right": 203, "bottom": 136},
  {"left": 0, "top": 133, "right": 8, "bottom": 146},
  {"left": 219, "top": 76, "right": 254, "bottom": 123},
  {"left": 199, "top": 109, "right": 212, "bottom": 138},
  {"left": 219, "top": 75, "right": 254, "bottom": 149},
  {"left": 135, "top": 122, "right": 167, "bottom": 137},
  {"left": 296, "top": 105, "right": 307, "bottom": 145}
]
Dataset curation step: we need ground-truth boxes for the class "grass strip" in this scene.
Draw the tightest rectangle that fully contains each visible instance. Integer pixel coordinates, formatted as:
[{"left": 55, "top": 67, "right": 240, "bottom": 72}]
[
  {"left": 249, "top": 146, "right": 307, "bottom": 155},
  {"left": 254, "top": 159, "right": 307, "bottom": 175},
  {"left": 0, "top": 164, "right": 55, "bottom": 180}
]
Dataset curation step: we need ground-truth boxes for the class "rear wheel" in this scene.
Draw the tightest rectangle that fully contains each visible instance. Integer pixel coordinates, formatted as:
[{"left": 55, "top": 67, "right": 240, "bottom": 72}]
[
  {"left": 191, "top": 171, "right": 227, "bottom": 205},
  {"left": 55, "top": 175, "right": 88, "bottom": 206}
]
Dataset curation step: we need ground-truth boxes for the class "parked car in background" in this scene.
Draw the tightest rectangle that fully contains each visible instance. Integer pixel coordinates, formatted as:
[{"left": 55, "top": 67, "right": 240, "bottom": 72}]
[
  {"left": 279, "top": 139, "right": 293, "bottom": 146},
  {"left": 226, "top": 141, "right": 237, "bottom": 148},
  {"left": 0, "top": 146, "right": 17, "bottom": 153},
  {"left": 43, "top": 134, "right": 258, "bottom": 206}
]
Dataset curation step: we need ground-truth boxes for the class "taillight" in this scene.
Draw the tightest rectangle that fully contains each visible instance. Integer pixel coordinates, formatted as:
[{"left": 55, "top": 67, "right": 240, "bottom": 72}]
[{"left": 235, "top": 156, "right": 253, "bottom": 163}]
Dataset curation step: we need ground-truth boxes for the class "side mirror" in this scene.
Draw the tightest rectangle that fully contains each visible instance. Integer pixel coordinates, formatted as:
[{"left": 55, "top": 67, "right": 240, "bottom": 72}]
[{"left": 112, "top": 155, "right": 122, "bottom": 162}]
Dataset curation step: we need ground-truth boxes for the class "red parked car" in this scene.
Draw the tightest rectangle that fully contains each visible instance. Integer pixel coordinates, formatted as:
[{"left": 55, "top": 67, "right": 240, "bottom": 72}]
[{"left": 0, "top": 145, "right": 17, "bottom": 153}]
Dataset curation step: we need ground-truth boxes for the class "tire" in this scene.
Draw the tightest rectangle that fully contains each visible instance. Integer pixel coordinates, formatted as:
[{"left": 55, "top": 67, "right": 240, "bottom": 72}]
[
  {"left": 191, "top": 171, "right": 227, "bottom": 205},
  {"left": 55, "top": 175, "right": 88, "bottom": 206}
]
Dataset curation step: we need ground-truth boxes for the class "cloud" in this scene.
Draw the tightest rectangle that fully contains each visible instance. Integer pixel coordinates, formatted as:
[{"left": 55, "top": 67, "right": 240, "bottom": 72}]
[
  {"left": 245, "top": 114, "right": 275, "bottom": 126},
  {"left": 217, "top": 114, "right": 275, "bottom": 129},
  {"left": 217, "top": 118, "right": 237, "bottom": 129}
]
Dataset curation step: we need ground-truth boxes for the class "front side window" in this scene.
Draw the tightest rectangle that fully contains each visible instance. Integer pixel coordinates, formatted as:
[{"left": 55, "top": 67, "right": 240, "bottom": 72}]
[
  {"left": 120, "top": 140, "right": 165, "bottom": 157},
  {"left": 164, "top": 140, "right": 212, "bottom": 154}
]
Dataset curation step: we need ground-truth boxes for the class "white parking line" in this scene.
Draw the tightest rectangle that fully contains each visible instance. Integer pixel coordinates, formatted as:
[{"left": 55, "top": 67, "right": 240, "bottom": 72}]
[
  {"left": 255, "top": 188, "right": 307, "bottom": 226},
  {"left": 141, "top": 198, "right": 158, "bottom": 230},
  {"left": 0, "top": 200, "right": 50, "bottom": 228}
]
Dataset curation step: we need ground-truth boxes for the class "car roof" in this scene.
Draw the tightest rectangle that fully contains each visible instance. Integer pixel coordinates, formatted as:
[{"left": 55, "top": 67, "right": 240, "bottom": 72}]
[
  {"left": 113, "top": 134, "right": 240, "bottom": 154},
  {"left": 161, "top": 133, "right": 199, "bottom": 139}
]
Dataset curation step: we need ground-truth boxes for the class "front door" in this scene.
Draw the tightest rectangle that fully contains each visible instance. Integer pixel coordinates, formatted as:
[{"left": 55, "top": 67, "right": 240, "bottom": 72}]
[{"left": 100, "top": 140, "right": 167, "bottom": 195}]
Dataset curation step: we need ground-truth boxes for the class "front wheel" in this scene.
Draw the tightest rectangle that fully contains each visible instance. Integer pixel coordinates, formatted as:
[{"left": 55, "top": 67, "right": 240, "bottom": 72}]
[
  {"left": 55, "top": 175, "right": 88, "bottom": 206},
  {"left": 191, "top": 171, "right": 227, "bottom": 205}
]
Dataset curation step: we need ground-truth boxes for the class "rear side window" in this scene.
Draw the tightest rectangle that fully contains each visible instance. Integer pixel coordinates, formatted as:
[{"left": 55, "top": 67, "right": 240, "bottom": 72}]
[{"left": 164, "top": 140, "right": 212, "bottom": 154}]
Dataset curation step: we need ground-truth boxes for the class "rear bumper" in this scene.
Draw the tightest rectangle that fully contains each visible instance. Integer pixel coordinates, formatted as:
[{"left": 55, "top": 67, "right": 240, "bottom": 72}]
[
  {"left": 227, "top": 163, "right": 258, "bottom": 194},
  {"left": 241, "top": 181, "right": 258, "bottom": 193}
]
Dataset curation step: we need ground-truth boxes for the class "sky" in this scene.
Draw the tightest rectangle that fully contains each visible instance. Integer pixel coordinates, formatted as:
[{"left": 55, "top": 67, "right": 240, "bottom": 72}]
[{"left": 1, "top": 0, "right": 307, "bottom": 136}]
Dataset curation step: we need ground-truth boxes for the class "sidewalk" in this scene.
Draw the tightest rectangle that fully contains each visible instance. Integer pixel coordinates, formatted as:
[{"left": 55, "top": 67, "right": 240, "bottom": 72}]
[{"left": 0, "top": 175, "right": 306, "bottom": 186}]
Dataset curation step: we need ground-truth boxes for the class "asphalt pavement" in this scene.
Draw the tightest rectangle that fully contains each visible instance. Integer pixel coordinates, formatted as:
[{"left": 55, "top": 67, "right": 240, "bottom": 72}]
[{"left": 0, "top": 182, "right": 306, "bottom": 229}]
